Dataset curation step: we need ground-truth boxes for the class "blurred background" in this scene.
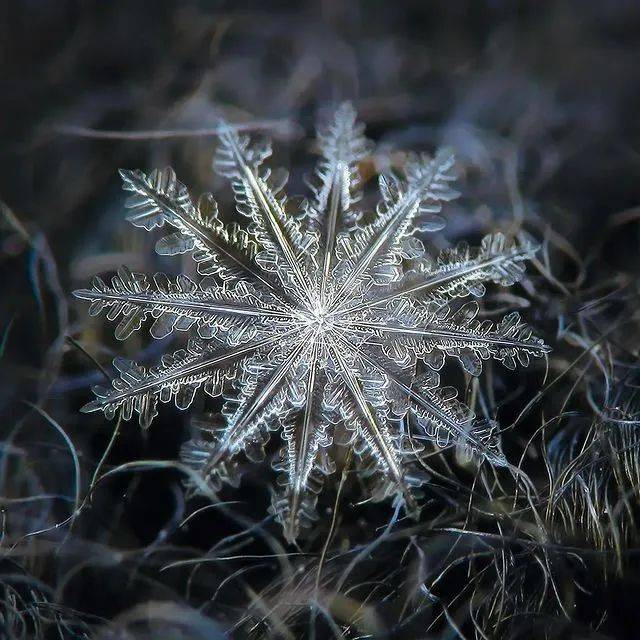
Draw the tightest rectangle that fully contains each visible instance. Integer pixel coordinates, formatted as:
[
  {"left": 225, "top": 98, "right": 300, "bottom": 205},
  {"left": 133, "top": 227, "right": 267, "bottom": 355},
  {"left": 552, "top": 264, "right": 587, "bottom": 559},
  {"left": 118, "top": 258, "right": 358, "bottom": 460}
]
[{"left": 1, "top": 1, "right": 640, "bottom": 638}]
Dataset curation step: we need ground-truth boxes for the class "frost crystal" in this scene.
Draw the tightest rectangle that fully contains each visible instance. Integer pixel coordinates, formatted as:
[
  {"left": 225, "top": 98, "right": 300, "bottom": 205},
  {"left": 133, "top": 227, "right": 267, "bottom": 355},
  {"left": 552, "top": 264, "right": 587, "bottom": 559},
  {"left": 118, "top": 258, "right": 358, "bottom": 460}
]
[{"left": 75, "top": 104, "right": 549, "bottom": 541}]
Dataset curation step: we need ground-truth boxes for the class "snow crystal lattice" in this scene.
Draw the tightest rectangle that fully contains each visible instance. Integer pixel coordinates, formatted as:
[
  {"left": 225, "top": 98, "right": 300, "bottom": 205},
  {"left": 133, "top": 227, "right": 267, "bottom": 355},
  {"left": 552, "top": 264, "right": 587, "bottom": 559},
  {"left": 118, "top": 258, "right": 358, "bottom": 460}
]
[{"left": 75, "top": 103, "right": 549, "bottom": 541}]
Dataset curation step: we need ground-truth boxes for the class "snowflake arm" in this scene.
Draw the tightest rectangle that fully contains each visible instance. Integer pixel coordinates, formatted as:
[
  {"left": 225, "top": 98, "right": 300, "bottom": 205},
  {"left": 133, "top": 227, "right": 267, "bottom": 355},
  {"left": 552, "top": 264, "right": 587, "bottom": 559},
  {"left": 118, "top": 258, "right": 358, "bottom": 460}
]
[
  {"left": 329, "top": 147, "right": 458, "bottom": 304},
  {"left": 309, "top": 103, "right": 371, "bottom": 303},
  {"left": 343, "top": 304, "right": 549, "bottom": 374},
  {"left": 213, "top": 125, "right": 315, "bottom": 302},
  {"left": 330, "top": 341, "right": 419, "bottom": 512},
  {"left": 207, "top": 332, "right": 312, "bottom": 467},
  {"left": 80, "top": 336, "right": 277, "bottom": 429},
  {"left": 272, "top": 342, "right": 334, "bottom": 542},
  {"left": 73, "top": 267, "right": 295, "bottom": 341},
  {"left": 119, "top": 167, "right": 278, "bottom": 294},
  {"left": 344, "top": 233, "right": 537, "bottom": 316},
  {"left": 341, "top": 338, "right": 506, "bottom": 465}
]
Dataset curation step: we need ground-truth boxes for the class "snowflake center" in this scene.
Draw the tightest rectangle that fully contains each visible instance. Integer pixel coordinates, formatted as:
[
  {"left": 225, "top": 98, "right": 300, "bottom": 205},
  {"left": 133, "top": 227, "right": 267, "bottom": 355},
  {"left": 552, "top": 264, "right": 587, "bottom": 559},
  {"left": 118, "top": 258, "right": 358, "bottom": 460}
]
[{"left": 303, "top": 299, "right": 336, "bottom": 335}]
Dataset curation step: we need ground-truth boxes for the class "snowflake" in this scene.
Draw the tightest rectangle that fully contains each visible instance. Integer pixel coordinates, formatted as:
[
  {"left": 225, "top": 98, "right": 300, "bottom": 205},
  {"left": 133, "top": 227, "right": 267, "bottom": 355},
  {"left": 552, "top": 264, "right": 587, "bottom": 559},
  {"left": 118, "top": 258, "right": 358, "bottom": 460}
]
[{"left": 75, "top": 104, "right": 549, "bottom": 541}]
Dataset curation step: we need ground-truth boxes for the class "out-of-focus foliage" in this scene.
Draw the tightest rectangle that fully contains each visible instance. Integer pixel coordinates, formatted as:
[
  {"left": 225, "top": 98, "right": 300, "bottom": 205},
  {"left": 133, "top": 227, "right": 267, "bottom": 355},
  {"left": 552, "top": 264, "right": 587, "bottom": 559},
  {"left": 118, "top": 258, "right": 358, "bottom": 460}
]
[{"left": 1, "top": 1, "right": 640, "bottom": 638}]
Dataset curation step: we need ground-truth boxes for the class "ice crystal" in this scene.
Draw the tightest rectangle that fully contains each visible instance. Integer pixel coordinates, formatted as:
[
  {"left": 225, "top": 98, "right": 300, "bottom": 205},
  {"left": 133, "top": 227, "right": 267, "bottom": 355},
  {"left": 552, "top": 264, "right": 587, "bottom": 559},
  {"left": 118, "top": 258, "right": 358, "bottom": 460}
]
[{"left": 75, "top": 104, "right": 549, "bottom": 541}]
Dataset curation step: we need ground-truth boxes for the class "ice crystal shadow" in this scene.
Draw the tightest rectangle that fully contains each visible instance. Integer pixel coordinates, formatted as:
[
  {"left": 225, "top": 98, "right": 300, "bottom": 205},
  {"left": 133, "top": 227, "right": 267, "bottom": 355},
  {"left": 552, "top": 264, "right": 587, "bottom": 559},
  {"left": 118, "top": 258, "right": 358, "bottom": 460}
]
[{"left": 74, "top": 103, "right": 549, "bottom": 541}]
